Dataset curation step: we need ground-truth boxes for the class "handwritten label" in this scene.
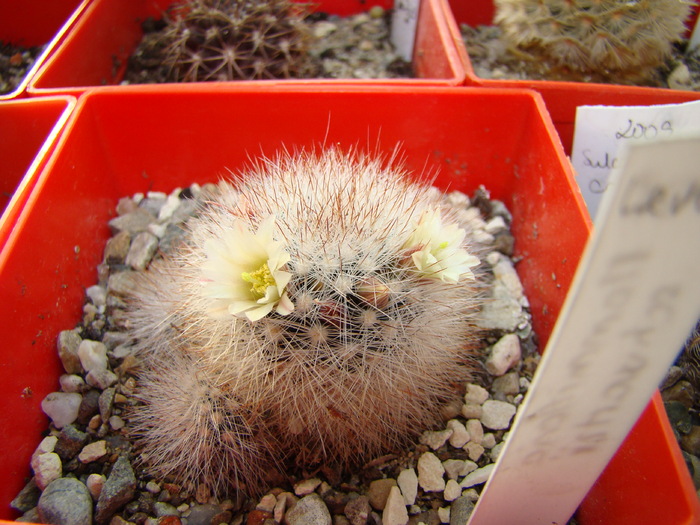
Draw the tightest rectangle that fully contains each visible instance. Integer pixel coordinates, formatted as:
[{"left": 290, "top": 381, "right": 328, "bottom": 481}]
[
  {"left": 390, "top": 0, "right": 420, "bottom": 62},
  {"left": 571, "top": 100, "right": 700, "bottom": 220},
  {"left": 469, "top": 135, "right": 700, "bottom": 525}
]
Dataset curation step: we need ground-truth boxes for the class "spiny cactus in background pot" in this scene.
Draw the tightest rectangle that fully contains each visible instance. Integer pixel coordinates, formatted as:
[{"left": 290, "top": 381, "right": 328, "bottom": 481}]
[
  {"left": 493, "top": 0, "right": 695, "bottom": 83},
  {"left": 128, "top": 149, "right": 487, "bottom": 496},
  {"left": 153, "top": 0, "right": 317, "bottom": 81}
]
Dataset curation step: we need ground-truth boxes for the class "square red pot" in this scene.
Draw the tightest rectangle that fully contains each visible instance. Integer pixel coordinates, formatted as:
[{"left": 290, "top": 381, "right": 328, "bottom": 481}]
[
  {"left": 0, "top": 0, "right": 89, "bottom": 100},
  {"left": 27, "top": 0, "right": 466, "bottom": 96},
  {"left": 0, "top": 85, "right": 694, "bottom": 524},
  {"left": 0, "top": 96, "right": 76, "bottom": 250},
  {"left": 444, "top": 0, "right": 700, "bottom": 155}
]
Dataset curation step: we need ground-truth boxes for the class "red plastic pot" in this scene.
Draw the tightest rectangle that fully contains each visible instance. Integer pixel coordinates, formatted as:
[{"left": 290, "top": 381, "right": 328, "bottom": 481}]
[
  {"left": 444, "top": 0, "right": 700, "bottom": 155},
  {"left": 0, "top": 85, "right": 695, "bottom": 524},
  {"left": 0, "top": 0, "right": 89, "bottom": 100},
  {"left": 27, "top": 0, "right": 466, "bottom": 96},
  {"left": 0, "top": 96, "right": 76, "bottom": 250}
]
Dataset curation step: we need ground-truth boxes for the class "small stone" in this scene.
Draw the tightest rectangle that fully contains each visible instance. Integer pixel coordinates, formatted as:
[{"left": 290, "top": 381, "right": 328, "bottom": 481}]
[
  {"left": 41, "top": 391, "right": 82, "bottom": 429},
  {"left": 314, "top": 21, "right": 338, "bottom": 39},
  {"left": 32, "top": 453, "right": 62, "bottom": 490},
  {"left": 154, "top": 502, "right": 179, "bottom": 517},
  {"left": 465, "top": 420, "right": 483, "bottom": 444},
  {"left": 107, "top": 271, "right": 141, "bottom": 297},
  {"left": 437, "top": 506, "right": 450, "bottom": 523},
  {"left": 99, "top": 387, "right": 116, "bottom": 420},
  {"left": 87, "top": 368, "right": 119, "bottom": 389},
  {"left": 95, "top": 455, "right": 137, "bottom": 524},
  {"left": 681, "top": 426, "right": 700, "bottom": 456},
  {"left": 10, "top": 478, "right": 40, "bottom": 513},
  {"left": 492, "top": 372, "right": 520, "bottom": 395},
  {"left": 57, "top": 330, "right": 83, "bottom": 374},
  {"left": 480, "top": 400, "right": 517, "bottom": 430},
  {"left": 17, "top": 507, "right": 41, "bottom": 523},
  {"left": 662, "top": 380, "right": 695, "bottom": 408},
  {"left": 78, "top": 389, "right": 101, "bottom": 424},
  {"left": 446, "top": 420, "right": 470, "bottom": 448},
  {"left": 443, "top": 480, "right": 461, "bottom": 502},
  {"left": 396, "top": 468, "right": 418, "bottom": 505},
  {"left": 79, "top": 440, "right": 108, "bottom": 463},
  {"left": 492, "top": 258, "right": 523, "bottom": 298},
  {"left": 449, "top": 496, "right": 474, "bottom": 525},
  {"left": 87, "top": 473, "right": 106, "bottom": 500},
  {"left": 37, "top": 477, "right": 93, "bottom": 525},
  {"left": 59, "top": 374, "right": 86, "bottom": 393},
  {"left": 464, "top": 442, "right": 484, "bottom": 462},
  {"left": 286, "top": 493, "right": 331, "bottom": 525},
  {"left": 86, "top": 285, "right": 107, "bottom": 307},
  {"left": 460, "top": 464, "right": 495, "bottom": 488},
  {"left": 187, "top": 504, "right": 222, "bottom": 525},
  {"left": 294, "top": 477, "right": 322, "bottom": 496},
  {"left": 490, "top": 442, "right": 505, "bottom": 462},
  {"left": 382, "top": 486, "right": 409, "bottom": 525},
  {"left": 125, "top": 231, "right": 159, "bottom": 270},
  {"left": 246, "top": 508, "right": 272, "bottom": 525},
  {"left": 419, "top": 429, "right": 453, "bottom": 450},
  {"left": 273, "top": 494, "right": 288, "bottom": 523},
  {"left": 109, "top": 208, "right": 154, "bottom": 234},
  {"left": 109, "top": 416, "right": 126, "bottom": 430},
  {"left": 442, "top": 459, "right": 477, "bottom": 480},
  {"left": 484, "top": 334, "right": 521, "bottom": 376},
  {"left": 461, "top": 403, "right": 482, "bottom": 419},
  {"left": 32, "top": 435, "right": 58, "bottom": 459},
  {"left": 78, "top": 339, "right": 109, "bottom": 372},
  {"left": 103, "top": 231, "right": 131, "bottom": 264},
  {"left": 145, "top": 481, "right": 161, "bottom": 494},
  {"left": 54, "top": 424, "right": 89, "bottom": 460},
  {"left": 668, "top": 63, "right": 692, "bottom": 90},
  {"left": 481, "top": 433, "right": 497, "bottom": 449},
  {"left": 464, "top": 384, "right": 489, "bottom": 405},
  {"left": 485, "top": 216, "right": 507, "bottom": 234},
  {"left": 158, "top": 194, "right": 182, "bottom": 221},
  {"left": 257, "top": 494, "right": 277, "bottom": 513},
  {"left": 417, "top": 452, "right": 445, "bottom": 492},
  {"left": 367, "top": 478, "right": 397, "bottom": 510},
  {"left": 344, "top": 495, "right": 371, "bottom": 525}
]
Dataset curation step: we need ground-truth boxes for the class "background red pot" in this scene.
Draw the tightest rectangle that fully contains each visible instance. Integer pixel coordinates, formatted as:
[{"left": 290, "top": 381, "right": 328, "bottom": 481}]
[{"left": 27, "top": 0, "right": 466, "bottom": 97}]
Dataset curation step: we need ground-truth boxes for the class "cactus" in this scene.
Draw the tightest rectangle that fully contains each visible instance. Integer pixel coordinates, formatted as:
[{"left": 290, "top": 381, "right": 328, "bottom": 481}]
[
  {"left": 153, "top": 0, "right": 317, "bottom": 81},
  {"left": 493, "top": 0, "right": 694, "bottom": 82},
  {"left": 128, "top": 149, "right": 486, "bottom": 495}
]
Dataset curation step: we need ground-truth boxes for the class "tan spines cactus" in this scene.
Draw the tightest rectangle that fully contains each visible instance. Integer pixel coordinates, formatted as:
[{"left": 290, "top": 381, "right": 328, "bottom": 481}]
[
  {"left": 158, "top": 0, "right": 317, "bottom": 81},
  {"left": 494, "top": 0, "right": 694, "bottom": 82},
  {"left": 128, "top": 149, "right": 485, "bottom": 495}
]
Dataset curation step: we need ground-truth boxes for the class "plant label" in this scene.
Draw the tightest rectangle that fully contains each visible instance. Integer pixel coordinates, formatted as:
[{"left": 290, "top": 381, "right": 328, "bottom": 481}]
[
  {"left": 390, "top": 0, "right": 420, "bottom": 62},
  {"left": 469, "top": 134, "right": 700, "bottom": 525},
  {"left": 571, "top": 100, "right": 700, "bottom": 220}
]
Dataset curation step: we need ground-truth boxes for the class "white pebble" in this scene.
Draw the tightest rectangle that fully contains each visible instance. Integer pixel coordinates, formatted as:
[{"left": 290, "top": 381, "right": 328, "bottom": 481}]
[
  {"left": 86, "top": 368, "right": 118, "bottom": 389},
  {"left": 443, "top": 479, "right": 461, "bottom": 502},
  {"left": 417, "top": 452, "right": 446, "bottom": 492},
  {"left": 257, "top": 494, "right": 277, "bottom": 513},
  {"left": 41, "top": 391, "right": 82, "bottom": 429},
  {"left": 484, "top": 334, "right": 521, "bottom": 376},
  {"left": 464, "top": 384, "right": 489, "bottom": 405},
  {"left": 33, "top": 452, "right": 62, "bottom": 490},
  {"left": 464, "top": 442, "right": 485, "bottom": 461},
  {"left": 158, "top": 194, "right": 182, "bottom": 221},
  {"left": 397, "top": 468, "right": 418, "bottom": 505},
  {"left": 79, "top": 440, "right": 108, "bottom": 463},
  {"left": 86, "top": 285, "right": 107, "bottom": 307},
  {"left": 78, "top": 339, "right": 108, "bottom": 372},
  {"left": 382, "top": 486, "right": 409, "bottom": 525},
  {"left": 146, "top": 480, "right": 161, "bottom": 494},
  {"left": 59, "top": 374, "right": 85, "bottom": 393},
  {"left": 465, "top": 420, "right": 483, "bottom": 444},
  {"left": 492, "top": 258, "right": 523, "bottom": 298},
  {"left": 437, "top": 506, "right": 451, "bottom": 523},
  {"left": 446, "top": 420, "right": 469, "bottom": 448},
  {"left": 419, "top": 429, "right": 453, "bottom": 450},
  {"left": 460, "top": 464, "right": 495, "bottom": 488},
  {"left": 490, "top": 442, "right": 505, "bottom": 462},
  {"left": 461, "top": 403, "right": 482, "bottom": 419},
  {"left": 480, "top": 400, "right": 517, "bottom": 430},
  {"left": 32, "top": 435, "right": 58, "bottom": 459},
  {"left": 481, "top": 433, "right": 497, "bottom": 449},
  {"left": 109, "top": 415, "right": 125, "bottom": 430},
  {"left": 485, "top": 216, "right": 507, "bottom": 234},
  {"left": 87, "top": 473, "right": 106, "bottom": 500}
]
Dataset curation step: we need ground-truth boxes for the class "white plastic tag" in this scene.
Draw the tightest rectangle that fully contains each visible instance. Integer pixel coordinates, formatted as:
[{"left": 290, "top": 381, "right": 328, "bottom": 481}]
[
  {"left": 469, "top": 135, "right": 700, "bottom": 525},
  {"left": 390, "top": 0, "right": 420, "bottom": 62},
  {"left": 571, "top": 100, "right": 700, "bottom": 220}
]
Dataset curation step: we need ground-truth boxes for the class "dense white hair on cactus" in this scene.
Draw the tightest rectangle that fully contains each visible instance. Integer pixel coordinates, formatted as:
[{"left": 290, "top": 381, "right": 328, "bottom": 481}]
[{"left": 127, "top": 147, "right": 486, "bottom": 495}]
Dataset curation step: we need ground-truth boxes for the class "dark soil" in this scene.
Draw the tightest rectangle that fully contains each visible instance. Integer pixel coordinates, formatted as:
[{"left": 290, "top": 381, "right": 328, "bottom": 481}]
[{"left": 0, "top": 42, "right": 44, "bottom": 95}]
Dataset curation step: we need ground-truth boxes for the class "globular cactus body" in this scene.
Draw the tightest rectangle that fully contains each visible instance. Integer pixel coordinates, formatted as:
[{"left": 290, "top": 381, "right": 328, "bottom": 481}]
[
  {"left": 129, "top": 149, "right": 485, "bottom": 495},
  {"left": 494, "top": 0, "right": 694, "bottom": 82},
  {"left": 158, "top": 0, "right": 316, "bottom": 81}
]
